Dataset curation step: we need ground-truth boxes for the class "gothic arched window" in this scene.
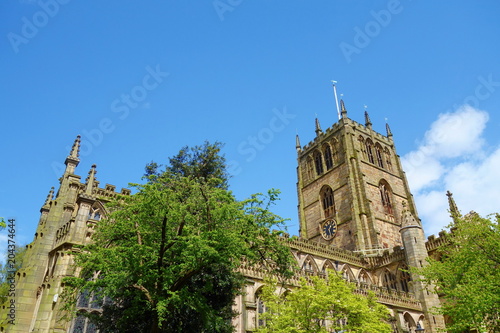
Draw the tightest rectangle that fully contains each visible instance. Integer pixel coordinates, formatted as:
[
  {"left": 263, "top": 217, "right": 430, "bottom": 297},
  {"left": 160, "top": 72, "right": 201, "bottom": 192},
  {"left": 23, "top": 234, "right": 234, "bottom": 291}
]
[
  {"left": 358, "top": 270, "right": 371, "bottom": 284},
  {"left": 375, "top": 144, "right": 384, "bottom": 168},
  {"left": 365, "top": 139, "right": 375, "bottom": 164},
  {"left": 88, "top": 207, "right": 102, "bottom": 221},
  {"left": 342, "top": 267, "right": 354, "bottom": 282},
  {"left": 305, "top": 156, "right": 314, "bottom": 181},
  {"left": 71, "top": 312, "right": 98, "bottom": 333},
  {"left": 314, "top": 151, "right": 324, "bottom": 175},
  {"left": 323, "top": 144, "right": 333, "bottom": 170},
  {"left": 302, "top": 258, "right": 315, "bottom": 272},
  {"left": 379, "top": 181, "right": 394, "bottom": 217},
  {"left": 321, "top": 186, "right": 335, "bottom": 218},
  {"left": 358, "top": 136, "right": 366, "bottom": 159},
  {"left": 382, "top": 270, "right": 397, "bottom": 290},
  {"left": 72, "top": 273, "right": 108, "bottom": 333},
  {"left": 398, "top": 267, "right": 411, "bottom": 293},
  {"left": 255, "top": 289, "right": 266, "bottom": 328}
]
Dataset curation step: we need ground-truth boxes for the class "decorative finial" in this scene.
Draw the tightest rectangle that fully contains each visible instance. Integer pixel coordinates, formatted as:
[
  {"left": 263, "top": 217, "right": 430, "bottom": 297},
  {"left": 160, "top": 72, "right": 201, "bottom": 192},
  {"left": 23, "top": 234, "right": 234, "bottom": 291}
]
[
  {"left": 364, "top": 110, "right": 372, "bottom": 129},
  {"left": 315, "top": 118, "right": 322, "bottom": 136},
  {"left": 40, "top": 186, "right": 55, "bottom": 213},
  {"left": 446, "top": 191, "right": 461, "bottom": 220},
  {"left": 69, "top": 135, "right": 81, "bottom": 159},
  {"left": 340, "top": 99, "right": 348, "bottom": 118},
  {"left": 43, "top": 187, "right": 55, "bottom": 206},
  {"left": 64, "top": 135, "right": 81, "bottom": 174},
  {"left": 85, "top": 164, "right": 98, "bottom": 195},
  {"left": 295, "top": 134, "right": 301, "bottom": 152},
  {"left": 386, "top": 122, "right": 393, "bottom": 138}
]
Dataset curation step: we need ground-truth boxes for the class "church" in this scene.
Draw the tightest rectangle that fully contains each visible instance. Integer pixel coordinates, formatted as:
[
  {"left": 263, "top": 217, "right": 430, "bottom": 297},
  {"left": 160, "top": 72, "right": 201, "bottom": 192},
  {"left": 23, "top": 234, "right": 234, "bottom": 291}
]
[{"left": 1, "top": 99, "right": 450, "bottom": 332}]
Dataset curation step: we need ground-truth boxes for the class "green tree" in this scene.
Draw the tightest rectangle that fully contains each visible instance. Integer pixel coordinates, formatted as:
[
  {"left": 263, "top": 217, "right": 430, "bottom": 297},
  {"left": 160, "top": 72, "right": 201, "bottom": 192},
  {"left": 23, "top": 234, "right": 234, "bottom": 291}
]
[
  {"left": 62, "top": 143, "right": 293, "bottom": 333},
  {"left": 256, "top": 272, "right": 392, "bottom": 333},
  {"left": 417, "top": 213, "right": 500, "bottom": 333}
]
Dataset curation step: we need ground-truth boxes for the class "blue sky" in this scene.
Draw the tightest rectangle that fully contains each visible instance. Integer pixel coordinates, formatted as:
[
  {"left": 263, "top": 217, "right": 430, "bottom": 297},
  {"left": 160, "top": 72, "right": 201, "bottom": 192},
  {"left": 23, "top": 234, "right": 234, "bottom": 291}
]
[{"left": 1, "top": 1, "right": 500, "bottom": 248}]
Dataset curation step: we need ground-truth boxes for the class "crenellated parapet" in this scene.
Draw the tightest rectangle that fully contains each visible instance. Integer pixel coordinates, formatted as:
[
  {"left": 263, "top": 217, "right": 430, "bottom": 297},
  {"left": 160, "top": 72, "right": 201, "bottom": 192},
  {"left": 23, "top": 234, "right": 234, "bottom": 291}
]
[
  {"left": 425, "top": 231, "right": 449, "bottom": 254},
  {"left": 286, "top": 236, "right": 368, "bottom": 267}
]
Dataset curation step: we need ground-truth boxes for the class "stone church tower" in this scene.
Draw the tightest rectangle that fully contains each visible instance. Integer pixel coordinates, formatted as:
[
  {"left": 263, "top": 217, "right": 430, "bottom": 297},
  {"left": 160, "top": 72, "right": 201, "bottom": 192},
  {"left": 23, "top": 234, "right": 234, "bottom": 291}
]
[
  {"left": 2, "top": 98, "right": 448, "bottom": 333},
  {"left": 295, "top": 100, "right": 445, "bottom": 332},
  {"left": 297, "top": 100, "right": 417, "bottom": 253}
]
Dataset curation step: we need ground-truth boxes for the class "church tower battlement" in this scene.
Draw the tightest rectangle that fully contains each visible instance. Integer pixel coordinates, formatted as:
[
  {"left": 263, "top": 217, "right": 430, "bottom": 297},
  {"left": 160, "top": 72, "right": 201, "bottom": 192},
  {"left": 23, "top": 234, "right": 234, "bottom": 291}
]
[{"left": 296, "top": 100, "right": 419, "bottom": 254}]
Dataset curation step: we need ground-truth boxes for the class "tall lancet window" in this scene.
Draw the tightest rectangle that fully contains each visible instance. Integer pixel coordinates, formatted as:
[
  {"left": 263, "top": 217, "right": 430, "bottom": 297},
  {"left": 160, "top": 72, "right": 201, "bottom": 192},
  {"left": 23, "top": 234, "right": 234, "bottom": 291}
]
[
  {"left": 321, "top": 186, "right": 335, "bottom": 218},
  {"left": 379, "top": 181, "right": 394, "bottom": 217},
  {"left": 305, "top": 156, "right": 314, "bottom": 181},
  {"left": 375, "top": 144, "right": 384, "bottom": 168},
  {"left": 365, "top": 139, "right": 375, "bottom": 164},
  {"left": 323, "top": 144, "right": 333, "bottom": 170},
  {"left": 314, "top": 150, "right": 324, "bottom": 175}
]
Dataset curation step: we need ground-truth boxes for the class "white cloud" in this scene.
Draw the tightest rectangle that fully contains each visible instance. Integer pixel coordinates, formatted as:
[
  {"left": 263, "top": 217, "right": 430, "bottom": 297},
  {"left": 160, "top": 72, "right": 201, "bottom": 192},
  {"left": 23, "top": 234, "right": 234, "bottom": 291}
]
[
  {"left": 425, "top": 106, "right": 488, "bottom": 158},
  {"left": 401, "top": 105, "right": 499, "bottom": 236}
]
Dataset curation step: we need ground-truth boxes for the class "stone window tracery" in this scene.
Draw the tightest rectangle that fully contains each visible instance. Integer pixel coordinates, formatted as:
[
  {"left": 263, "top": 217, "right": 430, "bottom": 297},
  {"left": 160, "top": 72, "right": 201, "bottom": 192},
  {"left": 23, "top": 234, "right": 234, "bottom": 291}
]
[
  {"left": 314, "top": 150, "right": 324, "bottom": 175},
  {"left": 71, "top": 274, "right": 108, "bottom": 333},
  {"left": 305, "top": 156, "right": 314, "bottom": 181},
  {"left": 382, "top": 270, "right": 397, "bottom": 290},
  {"left": 398, "top": 267, "right": 411, "bottom": 293},
  {"left": 88, "top": 207, "right": 101, "bottom": 221},
  {"left": 255, "top": 289, "right": 267, "bottom": 328},
  {"left": 365, "top": 139, "right": 375, "bottom": 164},
  {"left": 323, "top": 144, "right": 333, "bottom": 170},
  {"left": 358, "top": 136, "right": 367, "bottom": 159},
  {"left": 358, "top": 270, "right": 371, "bottom": 284},
  {"left": 375, "top": 143, "right": 384, "bottom": 168},
  {"left": 379, "top": 181, "right": 394, "bottom": 218},
  {"left": 321, "top": 186, "right": 335, "bottom": 218},
  {"left": 302, "top": 258, "right": 314, "bottom": 272}
]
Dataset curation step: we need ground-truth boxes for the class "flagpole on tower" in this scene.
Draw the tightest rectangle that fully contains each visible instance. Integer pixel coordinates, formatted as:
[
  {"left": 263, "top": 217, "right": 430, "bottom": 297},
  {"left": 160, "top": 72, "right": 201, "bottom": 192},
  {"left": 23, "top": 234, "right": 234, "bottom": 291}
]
[{"left": 331, "top": 80, "right": 340, "bottom": 120}]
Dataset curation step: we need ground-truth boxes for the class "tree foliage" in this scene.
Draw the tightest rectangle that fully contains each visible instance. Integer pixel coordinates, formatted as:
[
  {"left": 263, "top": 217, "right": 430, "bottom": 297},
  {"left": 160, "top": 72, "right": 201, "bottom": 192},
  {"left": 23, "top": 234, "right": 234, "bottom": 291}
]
[
  {"left": 417, "top": 212, "right": 500, "bottom": 333},
  {"left": 256, "top": 272, "right": 392, "bottom": 333},
  {"left": 145, "top": 141, "right": 229, "bottom": 189},
  {"left": 62, "top": 142, "right": 293, "bottom": 333}
]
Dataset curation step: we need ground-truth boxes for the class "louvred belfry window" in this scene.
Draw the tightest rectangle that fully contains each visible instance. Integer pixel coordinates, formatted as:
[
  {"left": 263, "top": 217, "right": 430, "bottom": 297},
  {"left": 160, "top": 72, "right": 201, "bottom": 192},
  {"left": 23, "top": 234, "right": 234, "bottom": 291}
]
[
  {"left": 314, "top": 151, "right": 324, "bottom": 175},
  {"left": 321, "top": 186, "right": 335, "bottom": 218},
  {"left": 365, "top": 139, "right": 375, "bottom": 164},
  {"left": 324, "top": 145, "right": 333, "bottom": 170}
]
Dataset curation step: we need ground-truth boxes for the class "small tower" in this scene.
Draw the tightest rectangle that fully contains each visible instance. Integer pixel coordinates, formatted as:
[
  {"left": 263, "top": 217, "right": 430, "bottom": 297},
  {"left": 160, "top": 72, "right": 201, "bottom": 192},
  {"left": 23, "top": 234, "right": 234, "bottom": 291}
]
[{"left": 400, "top": 202, "right": 446, "bottom": 332}]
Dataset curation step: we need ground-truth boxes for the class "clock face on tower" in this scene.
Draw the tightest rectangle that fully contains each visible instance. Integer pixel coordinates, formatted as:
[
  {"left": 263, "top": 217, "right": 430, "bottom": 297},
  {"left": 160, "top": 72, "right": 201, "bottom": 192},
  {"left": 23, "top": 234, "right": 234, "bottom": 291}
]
[{"left": 321, "top": 218, "right": 337, "bottom": 240}]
